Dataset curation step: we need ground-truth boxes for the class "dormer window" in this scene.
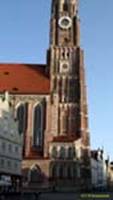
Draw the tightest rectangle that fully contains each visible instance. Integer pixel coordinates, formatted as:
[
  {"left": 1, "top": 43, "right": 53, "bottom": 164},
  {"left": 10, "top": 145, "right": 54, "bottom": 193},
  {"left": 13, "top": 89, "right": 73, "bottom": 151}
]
[
  {"left": 4, "top": 72, "right": 9, "bottom": 75},
  {"left": 12, "top": 87, "right": 19, "bottom": 91}
]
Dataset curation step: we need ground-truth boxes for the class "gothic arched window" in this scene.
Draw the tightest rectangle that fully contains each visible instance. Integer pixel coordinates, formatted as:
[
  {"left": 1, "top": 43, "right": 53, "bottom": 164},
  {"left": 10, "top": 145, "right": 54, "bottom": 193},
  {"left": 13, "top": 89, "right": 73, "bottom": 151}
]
[
  {"left": 16, "top": 103, "right": 28, "bottom": 135},
  {"left": 29, "top": 165, "right": 42, "bottom": 183},
  {"left": 59, "top": 146, "right": 65, "bottom": 159},
  {"left": 68, "top": 147, "right": 73, "bottom": 159},
  {"left": 33, "top": 104, "right": 42, "bottom": 147},
  {"left": 51, "top": 146, "right": 57, "bottom": 159},
  {"left": 73, "top": 147, "right": 76, "bottom": 158}
]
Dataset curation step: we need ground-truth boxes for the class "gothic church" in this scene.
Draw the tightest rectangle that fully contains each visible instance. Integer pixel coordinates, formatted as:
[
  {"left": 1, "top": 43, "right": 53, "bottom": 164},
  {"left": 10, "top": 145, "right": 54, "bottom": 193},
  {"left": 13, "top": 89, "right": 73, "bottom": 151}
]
[{"left": 0, "top": 0, "right": 91, "bottom": 190}]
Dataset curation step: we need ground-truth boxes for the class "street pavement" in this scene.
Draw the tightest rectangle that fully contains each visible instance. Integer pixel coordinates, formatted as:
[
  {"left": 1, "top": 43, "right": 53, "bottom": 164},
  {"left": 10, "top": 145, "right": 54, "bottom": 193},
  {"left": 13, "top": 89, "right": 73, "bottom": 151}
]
[
  {"left": 39, "top": 193, "right": 78, "bottom": 200},
  {"left": 1, "top": 192, "right": 113, "bottom": 200}
]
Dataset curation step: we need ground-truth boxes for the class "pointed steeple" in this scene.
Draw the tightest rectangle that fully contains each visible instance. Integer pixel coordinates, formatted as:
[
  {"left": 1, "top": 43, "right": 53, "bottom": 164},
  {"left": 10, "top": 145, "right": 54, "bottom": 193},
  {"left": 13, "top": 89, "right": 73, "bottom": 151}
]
[{"left": 51, "top": 0, "right": 79, "bottom": 16}]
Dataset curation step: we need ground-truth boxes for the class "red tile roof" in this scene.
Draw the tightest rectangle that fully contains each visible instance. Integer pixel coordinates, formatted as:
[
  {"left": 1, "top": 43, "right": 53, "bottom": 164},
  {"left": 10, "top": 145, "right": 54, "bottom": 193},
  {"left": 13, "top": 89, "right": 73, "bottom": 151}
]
[{"left": 0, "top": 64, "right": 50, "bottom": 94}]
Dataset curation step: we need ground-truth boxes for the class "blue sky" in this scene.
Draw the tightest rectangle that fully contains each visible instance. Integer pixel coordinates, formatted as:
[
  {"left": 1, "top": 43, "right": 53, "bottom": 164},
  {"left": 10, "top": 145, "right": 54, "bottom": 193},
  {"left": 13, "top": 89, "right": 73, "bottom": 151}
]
[{"left": 0, "top": 0, "right": 113, "bottom": 159}]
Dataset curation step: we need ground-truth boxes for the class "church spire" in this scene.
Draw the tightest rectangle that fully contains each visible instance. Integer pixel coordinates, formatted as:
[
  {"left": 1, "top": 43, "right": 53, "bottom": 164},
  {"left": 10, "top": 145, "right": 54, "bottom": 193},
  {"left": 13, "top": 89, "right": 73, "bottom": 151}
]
[
  {"left": 50, "top": 0, "right": 80, "bottom": 47},
  {"left": 51, "top": 0, "right": 79, "bottom": 16}
]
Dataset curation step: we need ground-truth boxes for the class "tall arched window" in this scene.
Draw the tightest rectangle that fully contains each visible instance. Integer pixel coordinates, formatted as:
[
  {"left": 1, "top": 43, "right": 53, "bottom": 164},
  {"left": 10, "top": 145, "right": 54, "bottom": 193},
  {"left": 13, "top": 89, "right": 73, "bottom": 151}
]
[
  {"left": 68, "top": 147, "right": 73, "bottom": 159},
  {"left": 33, "top": 104, "right": 42, "bottom": 147},
  {"left": 59, "top": 147, "right": 65, "bottom": 159},
  {"left": 16, "top": 103, "right": 28, "bottom": 135},
  {"left": 29, "top": 164, "right": 42, "bottom": 183},
  {"left": 73, "top": 147, "right": 76, "bottom": 158},
  {"left": 51, "top": 146, "right": 57, "bottom": 159}
]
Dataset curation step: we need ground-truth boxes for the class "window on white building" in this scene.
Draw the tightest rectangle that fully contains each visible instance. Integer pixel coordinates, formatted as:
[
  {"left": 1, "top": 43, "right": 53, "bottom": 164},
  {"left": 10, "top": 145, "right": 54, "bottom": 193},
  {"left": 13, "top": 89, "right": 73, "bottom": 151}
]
[
  {"left": 2, "top": 142, "right": 6, "bottom": 151},
  {"left": 14, "top": 162, "right": 18, "bottom": 169},
  {"left": 8, "top": 144, "right": 12, "bottom": 152},
  {"left": 7, "top": 160, "right": 11, "bottom": 169},
  {"left": 0, "top": 159, "right": 5, "bottom": 167},
  {"left": 15, "top": 146, "right": 19, "bottom": 153}
]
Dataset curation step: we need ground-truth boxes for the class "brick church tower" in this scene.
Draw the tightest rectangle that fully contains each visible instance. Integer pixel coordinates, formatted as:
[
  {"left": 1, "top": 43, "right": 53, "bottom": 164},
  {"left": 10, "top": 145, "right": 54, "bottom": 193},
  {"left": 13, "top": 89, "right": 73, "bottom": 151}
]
[
  {"left": 44, "top": 0, "right": 91, "bottom": 189},
  {"left": 47, "top": 0, "right": 90, "bottom": 145},
  {"left": 0, "top": 0, "right": 91, "bottom": 190}
]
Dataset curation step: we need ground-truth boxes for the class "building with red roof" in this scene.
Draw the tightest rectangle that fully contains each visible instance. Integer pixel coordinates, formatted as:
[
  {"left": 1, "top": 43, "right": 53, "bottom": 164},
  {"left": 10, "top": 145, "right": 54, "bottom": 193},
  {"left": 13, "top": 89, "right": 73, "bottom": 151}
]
[
  {"left": 0, "top": 64, "right": 50, "bottom": 94},
  {"left": 0, "top": 0, "right": 91, "bottom": 191}
]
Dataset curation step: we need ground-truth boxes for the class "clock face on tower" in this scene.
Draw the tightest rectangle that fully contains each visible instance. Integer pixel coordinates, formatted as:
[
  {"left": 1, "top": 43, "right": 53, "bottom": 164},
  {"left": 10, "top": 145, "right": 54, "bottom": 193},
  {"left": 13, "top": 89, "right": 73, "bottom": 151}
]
[
  {"left": 60, "top": 61, "right": 69, "bottom": 73},
  {"left": 58, "top": 16, "right": 72, "bottom": 30}
]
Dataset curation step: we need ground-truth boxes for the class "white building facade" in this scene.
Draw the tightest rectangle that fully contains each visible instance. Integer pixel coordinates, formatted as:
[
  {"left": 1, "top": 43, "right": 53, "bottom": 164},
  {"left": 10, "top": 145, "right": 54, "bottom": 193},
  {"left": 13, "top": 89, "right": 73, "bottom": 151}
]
[
  {"left": 107, "top": 161, "right": 113, "bottom": 191},
  {"left": 91, "top": 149, "right": 107, "bottom": 190},
  {"left": 0, "top": 92, "right": 23, "bottom": 191}
]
